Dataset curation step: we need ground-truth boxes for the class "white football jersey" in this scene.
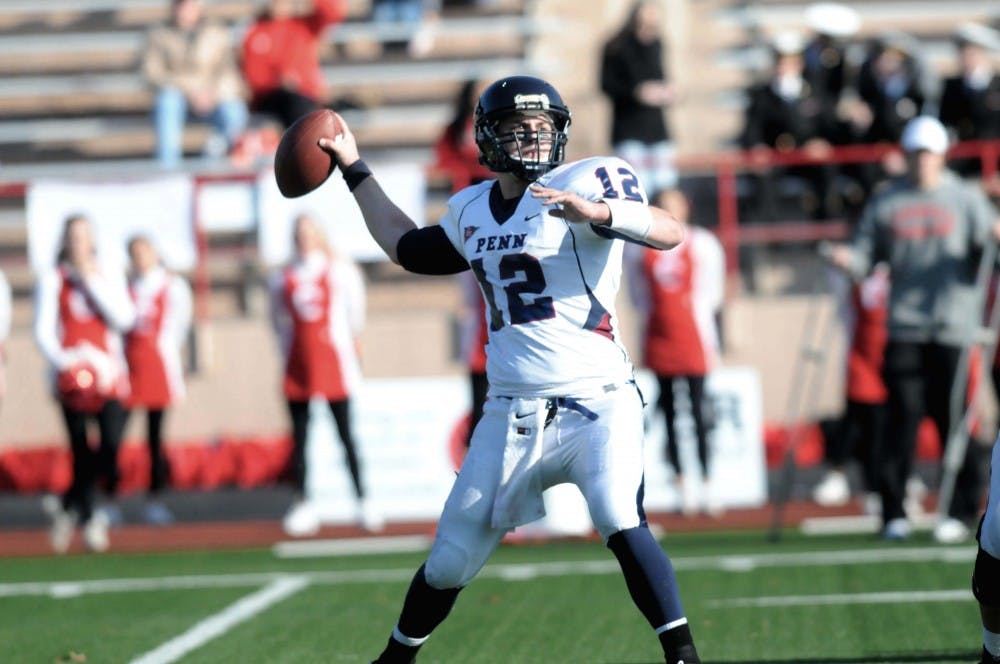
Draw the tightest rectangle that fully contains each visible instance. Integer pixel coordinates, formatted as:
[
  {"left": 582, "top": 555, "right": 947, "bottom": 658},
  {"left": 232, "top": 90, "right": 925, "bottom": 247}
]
[{"left": 439, "top": 156, "right": 648, "bottom": 398}]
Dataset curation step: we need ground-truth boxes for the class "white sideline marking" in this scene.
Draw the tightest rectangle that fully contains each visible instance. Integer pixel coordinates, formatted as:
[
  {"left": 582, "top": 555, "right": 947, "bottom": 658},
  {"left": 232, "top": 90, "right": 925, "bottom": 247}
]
[
  {"left": 708, "top": 588, "right": 974, "bottom": 608},
  {"left": 272, "top": 535, "right": 432, "bottom": 558},
  {"left": 800, "top": 513, "right": 937, "bottom": 536},
  {"left": 128, "top": 576, "right": 309, "bottom": 664},
  {"left": 0, "top": 545, "right": 976, "bottom": 599}
]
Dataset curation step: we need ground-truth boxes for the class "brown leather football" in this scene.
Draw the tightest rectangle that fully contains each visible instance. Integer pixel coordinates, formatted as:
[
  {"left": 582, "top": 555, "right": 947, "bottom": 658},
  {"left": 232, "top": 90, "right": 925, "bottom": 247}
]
[{"left": 273, "top": 109, "right": 344, "bottom": 198}]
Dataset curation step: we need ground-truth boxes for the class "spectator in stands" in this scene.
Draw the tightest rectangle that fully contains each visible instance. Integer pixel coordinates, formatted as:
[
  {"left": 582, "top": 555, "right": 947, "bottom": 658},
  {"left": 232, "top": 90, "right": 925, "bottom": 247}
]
[
  {"left": 142, "top": 0, "right": 249, "bottom": 168},
  {"left": 802, "top": 2, "right": 861, "bottom": 103},
  {"left": 600, "top": 1, "right": 678, "bottom": 194},
  {"left": 740, "top": 31, "right": 843, "bottom": 220},
  {"left": 626, "top": 188, "right": 725, "bottom": 516},
  {"left": 268, "top": 213, "right": 380, "bottom": 536},
  {"left": 457, "top": 269, "right": 488, "bottom": 449},
  {"left": 825, "top": 116, "right": 1000, "bottom": 542},
  {"left": 122, "top": 236, "right": 192, "bottom": 526},
  {"left": 35, "top": 214, "right": 136, "bottom": 553},
  {"left": 371, "top": 0, "right": 441, "bottom": 58},
  {"left": 812, "top": 262, "right": 888, "bottom": 510},
  {"left": 433, "top": 79, "right": 493, "bottom": 193},
  {"left": 241, "top": 0, "right": 347, "bottom": 129},
  {"left": 0, "top": 267, "right": 9, "bottom": 411},
  {"left": 939, "top": 23, "right": 1000, "bottom": 179},
  {"left": 853, "top": 32, "right": 940, "bottom": 148}
]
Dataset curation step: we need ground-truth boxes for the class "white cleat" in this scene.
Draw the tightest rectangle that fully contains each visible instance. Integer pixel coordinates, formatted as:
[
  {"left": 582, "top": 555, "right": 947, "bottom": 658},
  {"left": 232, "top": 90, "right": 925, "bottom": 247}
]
[
  {"left": 43, "top": 496, "right": 75, "bottom": 554},
  {"left": 282, "top": 500, "right": 320, "bottom": 537},
  {"left": 83, "top": 511, "right": 110, "bottom": 553},
  {"left": 933, "top": 517, "right": 971, "bottom": 544},
  {"left": 812, "top": 470, "right": 850, "bottom": 507},
  {"left": 883, "top": 517, "right": 911, "bottom": 541},
  {"left": 358, "top": 498, "right": 385, "bottom": 533}
]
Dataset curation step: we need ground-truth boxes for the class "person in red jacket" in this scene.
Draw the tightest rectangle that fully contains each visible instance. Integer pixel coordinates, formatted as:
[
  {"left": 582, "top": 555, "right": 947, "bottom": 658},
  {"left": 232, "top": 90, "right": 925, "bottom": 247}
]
[
  {"left": 241, "top": 0, "right": 346, "bottom": 128},
  {"left": 432, "top": 79, "right": 493, "bottom": 194},
  {"left": 34, "top": 214, "right": 136, "bottom": 553},
  {"left": 627, "top": 189, "right": 725, "bottom": 515},
  {"left": 269, "top": 213, "right": 379, "bottom": 536},
  {"left": 123, "top": 236, "right": 192, "bottom": 525},
  {"left": 812, "top": 264, "right": 889, "bottom": 510}
]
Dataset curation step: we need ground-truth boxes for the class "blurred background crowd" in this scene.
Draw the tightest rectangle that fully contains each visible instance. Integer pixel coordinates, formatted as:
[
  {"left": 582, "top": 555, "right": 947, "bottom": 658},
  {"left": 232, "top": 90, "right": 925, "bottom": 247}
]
[{"left": 2, "top": 0, "right": 1000, "bottom": 553}]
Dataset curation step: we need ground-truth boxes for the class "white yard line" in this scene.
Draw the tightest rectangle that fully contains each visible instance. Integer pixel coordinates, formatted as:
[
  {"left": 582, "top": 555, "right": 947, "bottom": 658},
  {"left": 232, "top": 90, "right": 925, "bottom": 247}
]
[
  {"left": 708, "top": 588, "right": 974, "bottom": 608},
  {"left": 0, "top": 545, "right": 977, "bottom": 599},
  {"left": 272, "top": 535, "right": 432, "bottom": 558},
  {"left": 128, "top": 576, "right": 310, "bottom": 664}
]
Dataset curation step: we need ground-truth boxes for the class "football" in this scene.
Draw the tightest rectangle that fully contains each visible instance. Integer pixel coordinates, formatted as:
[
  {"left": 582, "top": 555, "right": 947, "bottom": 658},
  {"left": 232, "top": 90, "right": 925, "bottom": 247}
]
[{"left": 274, "top": 109, "right": 344, "bottom": 198}]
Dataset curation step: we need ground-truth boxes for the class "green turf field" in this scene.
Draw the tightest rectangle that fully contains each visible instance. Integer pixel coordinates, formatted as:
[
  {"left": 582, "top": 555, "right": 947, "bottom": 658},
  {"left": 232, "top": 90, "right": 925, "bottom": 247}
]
[{"left": 0, "top": 530, "right": 982, "bottom": 663}]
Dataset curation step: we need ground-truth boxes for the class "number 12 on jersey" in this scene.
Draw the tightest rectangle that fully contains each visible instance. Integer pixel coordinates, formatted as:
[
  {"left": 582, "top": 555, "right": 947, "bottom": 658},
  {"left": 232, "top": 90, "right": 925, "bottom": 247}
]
[{"left": 469, "top": 254, "right": 556, "bottom": 331}]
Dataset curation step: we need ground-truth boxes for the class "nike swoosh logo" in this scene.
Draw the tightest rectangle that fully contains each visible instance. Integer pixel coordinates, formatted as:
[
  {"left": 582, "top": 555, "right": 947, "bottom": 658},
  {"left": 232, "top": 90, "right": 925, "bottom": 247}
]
[
  {"left": 525, "top": 213, "right": 540, "bottom": 221},
  {"left": 515, "top": 411, "right": 534, "bottom": 418}
]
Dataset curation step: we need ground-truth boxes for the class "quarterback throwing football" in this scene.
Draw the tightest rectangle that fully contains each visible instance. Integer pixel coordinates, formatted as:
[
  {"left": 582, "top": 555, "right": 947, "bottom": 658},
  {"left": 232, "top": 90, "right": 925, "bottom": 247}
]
[{"left": 319, "top": 75, "right": 701, "bottom": 664}]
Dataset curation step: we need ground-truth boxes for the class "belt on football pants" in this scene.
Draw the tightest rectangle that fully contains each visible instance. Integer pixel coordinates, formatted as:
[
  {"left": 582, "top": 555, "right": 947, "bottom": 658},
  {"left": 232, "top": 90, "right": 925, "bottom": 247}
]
[{"left": 542, "top": 397, "right": 599, "bottom": 428}]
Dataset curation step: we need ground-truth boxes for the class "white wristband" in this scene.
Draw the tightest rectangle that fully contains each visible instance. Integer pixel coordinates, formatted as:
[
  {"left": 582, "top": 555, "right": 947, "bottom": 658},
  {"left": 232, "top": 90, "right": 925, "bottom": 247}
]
[{"left": 603, "top": 198, "right": 652, "bottom": 241}]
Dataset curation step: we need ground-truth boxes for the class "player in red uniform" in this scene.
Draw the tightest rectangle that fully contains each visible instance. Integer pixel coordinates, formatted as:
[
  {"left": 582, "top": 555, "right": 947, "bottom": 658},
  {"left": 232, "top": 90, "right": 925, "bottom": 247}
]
[
  {"left": 269, "top": 213, "right": 379, "bottom": 535},
  {"left": 123, "top": 236, "right": 192, "bottom": 525},
  {"left": 34, "top": 214, "right": 136, "bottom": 553},
  {"left": 627, "top": 188, "right": 724, "bottom": 515}
]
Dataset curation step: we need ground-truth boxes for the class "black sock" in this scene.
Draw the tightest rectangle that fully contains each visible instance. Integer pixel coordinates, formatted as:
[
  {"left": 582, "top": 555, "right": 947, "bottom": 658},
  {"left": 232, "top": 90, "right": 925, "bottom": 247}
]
[
  {"left": 607, "top": 526, "right": 686, "bottom": 625},
  {"left": 373, "top": 636, "right": 419, "bottom": 664},
  {"left": 373, "top": 565, "right": 462, "bottom": 663},
  {"left": 607, "top": 527, "right": 698, "bottom": 663},
  {"left": 659, "top": 623, "right": 700, "bottom": 664}
]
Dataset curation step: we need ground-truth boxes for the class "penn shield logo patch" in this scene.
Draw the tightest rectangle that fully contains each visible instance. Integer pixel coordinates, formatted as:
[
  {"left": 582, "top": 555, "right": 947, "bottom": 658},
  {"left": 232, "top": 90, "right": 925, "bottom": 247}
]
[
  {"left": 514, "top": 93, "right": 550, "bottom": 110},
  {"left": 464, "top": 225, "right": 479, "bottom": 241}
]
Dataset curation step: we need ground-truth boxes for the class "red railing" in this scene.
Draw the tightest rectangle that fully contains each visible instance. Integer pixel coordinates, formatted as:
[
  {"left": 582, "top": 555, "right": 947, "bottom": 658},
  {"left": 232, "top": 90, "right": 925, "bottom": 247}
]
[{"left": 675, "top": 139, "right": 1000, "bottom": 279}]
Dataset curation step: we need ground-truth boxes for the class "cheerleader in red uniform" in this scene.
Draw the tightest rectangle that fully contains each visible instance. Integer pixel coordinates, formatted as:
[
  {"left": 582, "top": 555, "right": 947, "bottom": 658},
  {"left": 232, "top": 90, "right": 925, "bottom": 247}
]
[
  {"left": 628, "top": 189, "right": 725, "bottom": 515},
  {"left": 34, "top": 214, "right": 135, "bottom": 552},
  {"left": 269, "top": 213, "right": 378, "bottom": 535},
  {"left": 123, "top": 236, "right": 192, "bottom": 525}
]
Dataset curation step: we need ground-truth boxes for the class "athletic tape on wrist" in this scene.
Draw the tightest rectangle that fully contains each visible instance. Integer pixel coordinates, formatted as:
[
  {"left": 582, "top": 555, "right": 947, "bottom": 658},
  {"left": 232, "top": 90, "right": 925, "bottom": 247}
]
[
  {"left": 604, "top": 198, "right": 652, "bottom": 241},
  {"left": 343, "top": 159, "right": 372, "bottom": 192}
]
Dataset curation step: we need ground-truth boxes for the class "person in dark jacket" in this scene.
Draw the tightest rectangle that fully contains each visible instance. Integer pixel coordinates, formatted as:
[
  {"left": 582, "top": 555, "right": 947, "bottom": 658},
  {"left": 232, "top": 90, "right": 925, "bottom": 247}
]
[
  {"left": 740, "top": 31, "right": 843, "bottom": 221},
  {"left": 939, "top": 23, "right": 1000, "bottom": 178},
  {"left": 600, "top": 1, "right": 677, "bottom": 194}
]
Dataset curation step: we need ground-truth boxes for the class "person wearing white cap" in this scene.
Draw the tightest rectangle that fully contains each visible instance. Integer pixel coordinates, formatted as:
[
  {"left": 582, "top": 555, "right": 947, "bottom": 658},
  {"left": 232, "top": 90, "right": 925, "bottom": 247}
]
[
  {"left": 825, "top": 115, "right": 1000, "bottom": 543},
  {"left": 940, "top": 22, "right": 1000, "bottom": 178}
]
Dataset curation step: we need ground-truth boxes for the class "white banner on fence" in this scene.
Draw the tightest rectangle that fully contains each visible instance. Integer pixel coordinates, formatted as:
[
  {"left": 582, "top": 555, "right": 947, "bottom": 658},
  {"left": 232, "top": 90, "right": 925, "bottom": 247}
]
[
  {"left": 256, "top": 163, "right": 427, "bottom": 266},
  {"left": 305, "top": 366, "right": 766, "bottom": 527},
  {"left": 25, "top": 176, "right": 196, "bottom": 274}
]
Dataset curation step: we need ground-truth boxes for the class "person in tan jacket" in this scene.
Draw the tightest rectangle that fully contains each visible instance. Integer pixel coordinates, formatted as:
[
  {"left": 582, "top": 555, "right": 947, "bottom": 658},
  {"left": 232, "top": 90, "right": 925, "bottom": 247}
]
[{"left": 142, "top": 0, "right": 248, "bottom": 168}]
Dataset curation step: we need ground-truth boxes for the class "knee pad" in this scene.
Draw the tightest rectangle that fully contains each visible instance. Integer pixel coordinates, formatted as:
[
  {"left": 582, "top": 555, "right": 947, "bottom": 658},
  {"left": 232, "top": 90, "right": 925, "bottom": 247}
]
[
  {"left": 424, "top": 538, "right": 473, "bottom": 589},
  {"left": 974, "top": 546, "right": 1000, "bottom": 608}
]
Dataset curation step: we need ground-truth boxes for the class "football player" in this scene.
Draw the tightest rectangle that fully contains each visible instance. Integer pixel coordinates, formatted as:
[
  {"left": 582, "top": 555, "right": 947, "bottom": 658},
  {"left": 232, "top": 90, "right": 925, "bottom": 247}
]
[{"left": 318, "top": 75, "right": 700, "bottom": 664}]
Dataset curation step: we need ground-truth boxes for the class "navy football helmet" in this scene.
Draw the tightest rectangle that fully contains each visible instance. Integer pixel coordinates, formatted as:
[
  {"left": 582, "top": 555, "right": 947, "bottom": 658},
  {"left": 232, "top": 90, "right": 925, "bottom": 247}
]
[{"left": 474, "top": 75, "right": 571, "bottom": 181}]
